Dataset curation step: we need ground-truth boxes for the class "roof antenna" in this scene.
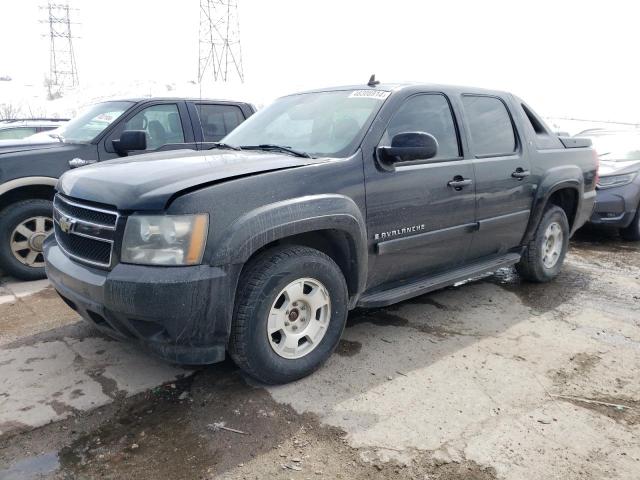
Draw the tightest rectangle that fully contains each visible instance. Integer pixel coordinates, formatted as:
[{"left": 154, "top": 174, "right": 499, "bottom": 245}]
[{"left": 367, "top": 74, "right": 380, "bottom": 87}]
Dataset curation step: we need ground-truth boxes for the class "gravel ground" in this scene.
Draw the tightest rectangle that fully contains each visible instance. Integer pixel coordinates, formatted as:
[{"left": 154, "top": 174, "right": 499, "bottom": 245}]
[{"left": 0, "top": 227, "right": 638, "bottom": 480}]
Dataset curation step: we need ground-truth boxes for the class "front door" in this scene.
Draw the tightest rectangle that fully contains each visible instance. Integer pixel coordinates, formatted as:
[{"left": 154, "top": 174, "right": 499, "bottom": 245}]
[
  {"left": 364, "top": 93, "right": 476, "bottom": 291},
  {"left": 460, "top": 94, "right": 536, "bottom": 259}
]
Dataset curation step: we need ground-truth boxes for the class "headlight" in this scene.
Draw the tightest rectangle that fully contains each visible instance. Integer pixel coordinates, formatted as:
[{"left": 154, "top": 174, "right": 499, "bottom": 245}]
[
  {"left": 121, "top": 214, "right": 208, "bottom": 266},
  {"left": 597, "top": 172, "right": 637, "bottom": 189}
]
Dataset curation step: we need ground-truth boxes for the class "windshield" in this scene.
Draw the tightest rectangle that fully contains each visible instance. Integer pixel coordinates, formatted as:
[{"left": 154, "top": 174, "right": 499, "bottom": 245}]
[
  {"left": 59, "top": 101, "right": 133, "bottom": 143},
  {"left": 589, "top": 134, "right": 640, "bottom": 162},
  {"left": 223, "top": 90, "right": 389, "bottom": 158}
]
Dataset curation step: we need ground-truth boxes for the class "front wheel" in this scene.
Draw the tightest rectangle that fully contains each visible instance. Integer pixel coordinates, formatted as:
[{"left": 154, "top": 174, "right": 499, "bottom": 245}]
[
  {"left": 0, "top": 199, "right": 54, "bottom": 281},
  {"left": 516, "top": 205, "right": 570, "bottom": 283},
  {"left": 229, "top": 245, "right": 348, "bottom": 384}
]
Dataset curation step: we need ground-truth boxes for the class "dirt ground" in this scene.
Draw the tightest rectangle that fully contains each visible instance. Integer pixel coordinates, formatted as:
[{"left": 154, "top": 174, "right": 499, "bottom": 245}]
[{"left": 0, "top": 227, "right": 639, "bottom": 480}]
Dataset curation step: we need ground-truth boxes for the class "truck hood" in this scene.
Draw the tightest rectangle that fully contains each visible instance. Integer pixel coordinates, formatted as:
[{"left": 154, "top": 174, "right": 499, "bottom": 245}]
[
  {"left": 58, "top": 148, "right": 328, "bottom": 210},
  {"left": 0, "top": 139, "right": 65, "bottom": 154}
]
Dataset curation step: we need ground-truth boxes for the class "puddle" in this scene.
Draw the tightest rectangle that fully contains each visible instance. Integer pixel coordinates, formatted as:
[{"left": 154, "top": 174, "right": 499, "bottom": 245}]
[
  {"left": 347, "top": 309, "right": 462, "bottom": 338},
  {"left": 0, "top": 451, "right": 59, "bottom": 479},
  {"left": 48, "top": 362, "right": 310, "bottom": 479},
  {"left": 335, "top": 339, "right": 362, "bottom": 357},
  {"left": 570, "top": 228, "right": 640, "bottom": 271},
  {"left": 484, "top": 265, "right": 590, "bottom": 313},
  {"left": 347, "top": 310, "right": 409, "bottom": 328}
]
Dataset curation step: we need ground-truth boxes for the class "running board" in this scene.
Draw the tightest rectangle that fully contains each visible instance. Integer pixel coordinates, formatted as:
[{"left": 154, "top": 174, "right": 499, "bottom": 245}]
[{"left": 357, "top": 253, "right": 521, "bottom": 308}]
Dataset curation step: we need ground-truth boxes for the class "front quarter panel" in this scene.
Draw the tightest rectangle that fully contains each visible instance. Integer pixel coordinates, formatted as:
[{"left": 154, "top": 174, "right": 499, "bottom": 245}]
[{"left": 166, "top": 154, "right": 368, "bottom": 292}]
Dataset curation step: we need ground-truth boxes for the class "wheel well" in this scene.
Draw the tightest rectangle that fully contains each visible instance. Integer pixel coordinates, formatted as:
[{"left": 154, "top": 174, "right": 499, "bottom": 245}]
[
  {"left": 245, "top": 230, "right": 359, "bottom": 296},
  {"left": 547, "top": 188, "right": 579, "bottom": 229},
  {"left": 0, "top": 185, "right": 55, "bottom": 213}
]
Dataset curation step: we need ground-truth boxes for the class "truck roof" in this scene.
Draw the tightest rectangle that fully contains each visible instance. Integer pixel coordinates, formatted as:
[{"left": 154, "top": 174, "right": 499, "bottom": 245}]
[
  {"left": 99, "top": 97, "right": 253, "bottom": 105},
  {"left": 290, "top": 82, "right": 512, "bottom": 98}
]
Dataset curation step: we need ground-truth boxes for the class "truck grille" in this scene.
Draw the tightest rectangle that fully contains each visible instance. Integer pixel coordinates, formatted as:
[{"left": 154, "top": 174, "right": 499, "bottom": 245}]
[{"left": 53, "top": 194, "right": 118, "bottom": 268}]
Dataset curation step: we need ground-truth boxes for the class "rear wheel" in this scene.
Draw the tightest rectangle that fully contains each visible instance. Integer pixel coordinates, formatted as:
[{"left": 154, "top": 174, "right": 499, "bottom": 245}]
[
  {"left": 516, "top": 205, "right": 570, "bottom": 283},
  {"left": 620, "top": 204, "right": 640, "bottom": 241},
  {"left": 0, "top": 200, "right": 54, "bottom": 280},
  {"left": 229, "top": 245, "right": 348, "bottom": 384}
]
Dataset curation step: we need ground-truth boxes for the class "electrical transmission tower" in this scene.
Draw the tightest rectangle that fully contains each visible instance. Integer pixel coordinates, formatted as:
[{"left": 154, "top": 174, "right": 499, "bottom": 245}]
[
  {"left": 40, "top": 2, "right": 79, "bottom": 96},
  {"left": 198, "top": 0, "right": 244, "bottom": 84}
]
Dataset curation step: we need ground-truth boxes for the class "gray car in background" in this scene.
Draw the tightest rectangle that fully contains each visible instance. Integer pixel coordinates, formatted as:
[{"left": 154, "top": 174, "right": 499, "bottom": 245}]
[
  {"left": 583, "top": 130, "right": 640, "bottom": 240},
  {"left": 0, "top": 118, "right": 68, "bottom": 141}
]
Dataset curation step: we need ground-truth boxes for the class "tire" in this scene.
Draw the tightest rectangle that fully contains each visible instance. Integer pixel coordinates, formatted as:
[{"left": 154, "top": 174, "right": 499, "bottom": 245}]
[
  {"left": 516, "top": 205, "right": 570, "bottom": 283},
  {"left": 620, "top": 205, "right": 640, "bottom": 241},
  {"left": 0, "top": 199, "right": 54, "bottom": 281},
  {"left": 229, "top": 245, "right": 348, "bottom": 384}
]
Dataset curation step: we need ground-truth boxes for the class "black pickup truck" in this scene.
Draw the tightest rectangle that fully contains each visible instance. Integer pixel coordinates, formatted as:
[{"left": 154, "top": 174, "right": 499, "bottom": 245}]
[
  {"left": 44, "top": 81, "right": 597, "bottom": 384},
  {"left": 0, "top": 97, "right": 255, "bottom": 280}
]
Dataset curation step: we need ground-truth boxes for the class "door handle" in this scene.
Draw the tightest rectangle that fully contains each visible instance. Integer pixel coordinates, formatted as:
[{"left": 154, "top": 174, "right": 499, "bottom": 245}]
[
  {"left": 68, "top": 158, "right": 97, "bottom": 169},
  {"left": 511, "top": 168, "right": 530, "bottom": 179},
  {"left": 447, "top": 176, "right": 473, "bottom": 191}
]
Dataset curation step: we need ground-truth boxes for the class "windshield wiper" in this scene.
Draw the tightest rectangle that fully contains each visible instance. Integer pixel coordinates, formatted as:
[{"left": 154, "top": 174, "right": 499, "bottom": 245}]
[
  {"left": 239, "top": 144, "right": 312, "bottom": 158},
  {"left": 49, "top": 133, "right": 64, "bottom": 143},
  {"left": 207, "top": 142, "right": 241, "bottom": 151}
]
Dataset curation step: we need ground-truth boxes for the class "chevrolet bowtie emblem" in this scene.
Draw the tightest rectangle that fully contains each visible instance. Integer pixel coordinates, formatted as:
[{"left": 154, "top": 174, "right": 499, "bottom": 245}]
[{"left": 58, "top": 215, "right": 76, "bottom": 234}]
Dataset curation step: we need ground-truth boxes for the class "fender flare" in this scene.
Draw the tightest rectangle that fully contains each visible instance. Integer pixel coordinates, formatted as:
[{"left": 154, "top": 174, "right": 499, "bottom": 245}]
[
  {"left": 523, "top": 173, "right": 582, "bottom": 243},
  {"left": 0, "top": 176, "right": 58, "bottom": 197},
  {"left": 212, "top": 194, "right": 368, "bottom": 295}
]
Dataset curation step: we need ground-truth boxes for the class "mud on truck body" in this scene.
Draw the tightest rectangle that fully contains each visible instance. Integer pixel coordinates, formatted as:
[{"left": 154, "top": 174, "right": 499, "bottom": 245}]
[{"left": 44, "top": 82, "right": 597, "bottom": 384}]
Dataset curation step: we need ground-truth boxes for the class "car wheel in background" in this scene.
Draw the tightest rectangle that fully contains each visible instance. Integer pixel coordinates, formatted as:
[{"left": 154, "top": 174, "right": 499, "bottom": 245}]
[
  {"left": 516, "top": 205, "right": 570, "bottom": 283},
  {"left": 229, "top": 245, "right": 348, "bottom": 384},
  {"left": 0, "top": 199, "right": 54, "bottom": 281},
  {"left": 620, "top": 204, "right": 640, "bottom": 241}
]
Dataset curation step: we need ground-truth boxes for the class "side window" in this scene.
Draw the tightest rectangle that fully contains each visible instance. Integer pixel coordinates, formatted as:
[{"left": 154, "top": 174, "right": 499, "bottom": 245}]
[
  {"left": 123, "top": 104, "right": 184, "bottom": 150},
  {"left": 462, "top": 95, "right": 516, "bottom": 157},
  {"left": 380, "top": 94, "right": 460, "bottom": 160},
  {"left": 196, "top": 104, "right": 245, "bottom": 142}
]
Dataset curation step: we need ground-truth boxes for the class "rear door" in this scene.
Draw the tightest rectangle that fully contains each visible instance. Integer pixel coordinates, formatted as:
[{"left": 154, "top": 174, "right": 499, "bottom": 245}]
[
  {"left": 364, "top": 92, "right": 476, "bottom": 290},
  {"left": 461, "top": 94, "right": 535, "bottom": 259},
  {"left": 188, "top": 102, "right": 248, "bottom": 149},
  {"left": 99, "top": 101, "right": 197, "bottom": 160}
]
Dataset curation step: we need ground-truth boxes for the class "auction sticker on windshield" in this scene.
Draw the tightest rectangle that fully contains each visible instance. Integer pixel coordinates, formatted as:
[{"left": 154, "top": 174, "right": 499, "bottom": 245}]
[{"left": 348, "top": 90, "right": 391, "bottom": 100}]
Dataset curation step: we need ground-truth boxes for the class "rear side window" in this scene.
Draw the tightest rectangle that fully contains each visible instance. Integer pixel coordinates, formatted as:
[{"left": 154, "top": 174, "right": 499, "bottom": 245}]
[
  {"left": 462, "top": 95, "right": 516, "bottom": 157},
  {"left": 380, "top": 93, "right": 460, "bottom": 160},
  {"left": 197, "top": 104, "right": 245, "bottom": 142}
]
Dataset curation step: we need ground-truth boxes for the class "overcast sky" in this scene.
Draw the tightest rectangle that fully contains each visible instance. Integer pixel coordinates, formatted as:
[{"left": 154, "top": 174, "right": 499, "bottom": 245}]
[{"left": 1, "top": 0, "right": 639, "bottom": 122}]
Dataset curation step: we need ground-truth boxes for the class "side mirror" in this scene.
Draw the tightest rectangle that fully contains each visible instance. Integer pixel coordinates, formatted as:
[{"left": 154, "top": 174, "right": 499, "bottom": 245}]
[
  {"left": 112, "top": 130, "right": 147, "bottom": 155},
  {"left": 377, "top": 132, "right": 438, "bottom": 166}
]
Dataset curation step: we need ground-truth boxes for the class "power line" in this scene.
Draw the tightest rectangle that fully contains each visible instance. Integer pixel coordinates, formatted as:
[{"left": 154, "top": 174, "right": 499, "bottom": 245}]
[
  {"left": 198, "top": 0, "right": 244, "bottom": 84},
  {"left": 40, "top": 2, "right": 79, "bottom": 97}
]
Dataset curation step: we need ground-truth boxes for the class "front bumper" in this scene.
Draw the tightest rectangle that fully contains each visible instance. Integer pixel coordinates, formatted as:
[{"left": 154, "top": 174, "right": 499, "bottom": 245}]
[
  {"left": 589, "top": 180, "right": 640, "bottom": 228},
  {"left": 44, "top": 239, "right": 240, "bottom": 365}
]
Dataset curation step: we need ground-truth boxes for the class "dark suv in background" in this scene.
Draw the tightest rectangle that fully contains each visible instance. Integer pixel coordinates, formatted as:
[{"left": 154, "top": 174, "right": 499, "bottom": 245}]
[
  {"left": 0, "top": 97, "right": 254, "bottom": 280},
  {"left": 581, "top": 130, "right": 640, "bottom": 240}
]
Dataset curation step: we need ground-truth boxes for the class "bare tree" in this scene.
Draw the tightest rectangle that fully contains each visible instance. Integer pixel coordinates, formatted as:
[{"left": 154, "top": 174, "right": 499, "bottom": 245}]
[
  {"left": 0, "top": 103, "right": 23, "bottom": 120},
  {"left": 44, "top": 76, "right": 63, "bottom": 100}
]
